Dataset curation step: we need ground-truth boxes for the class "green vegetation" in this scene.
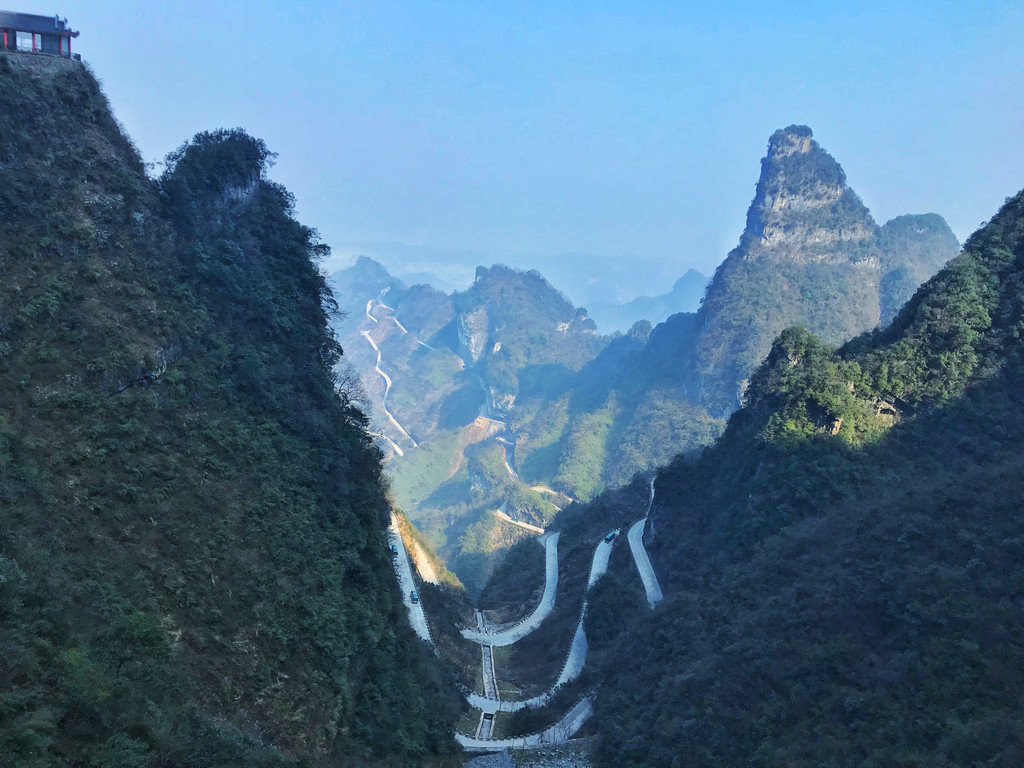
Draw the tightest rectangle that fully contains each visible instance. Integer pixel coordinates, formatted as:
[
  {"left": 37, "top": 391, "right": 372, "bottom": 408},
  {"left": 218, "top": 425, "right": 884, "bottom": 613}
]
[
  {"left": 0, "top": 55, "right": 459, "bottom": 767},
  {"left": 393, "top": 509, "right": 462, "bottom": 589},
  {"left": 324, "top": 126, "right": 957, "bottom": 596},
  {"left": 582, "top": 190, "right": 1024, "bottom": 766},
  {"left": 692, "top": 126, "right": 958, "bottom": 418},
  {"left": 552, "top": 405, "right": 615, "bottom": 500},
  {"left": 877, "top": 213, "right": 961, "bottom": 324},
  {"left": 504, "top": 484, "right": 558, "bottom": 528}
]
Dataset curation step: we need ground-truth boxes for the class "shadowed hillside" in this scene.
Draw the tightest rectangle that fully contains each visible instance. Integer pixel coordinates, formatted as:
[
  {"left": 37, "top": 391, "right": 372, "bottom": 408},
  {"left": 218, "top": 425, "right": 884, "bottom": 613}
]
[
  {"left": 0, "top": 53, "right": 461, "bottom": 767},
  {"left": 581, "top": 189, "right": 1024, "bottom": 767}
]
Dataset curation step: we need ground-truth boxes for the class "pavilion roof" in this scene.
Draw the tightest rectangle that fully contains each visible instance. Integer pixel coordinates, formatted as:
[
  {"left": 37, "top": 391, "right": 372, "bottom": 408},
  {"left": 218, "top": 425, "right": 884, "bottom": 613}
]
[{"left": 0, "top": 11, "right": 78, "bottom": 37}]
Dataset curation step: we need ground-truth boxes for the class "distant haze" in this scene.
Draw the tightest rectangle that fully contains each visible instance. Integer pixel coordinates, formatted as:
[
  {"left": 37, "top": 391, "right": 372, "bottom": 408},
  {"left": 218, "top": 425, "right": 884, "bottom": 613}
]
[{"left": 27, "top": 0, "right": 1024, "bottom": 302}]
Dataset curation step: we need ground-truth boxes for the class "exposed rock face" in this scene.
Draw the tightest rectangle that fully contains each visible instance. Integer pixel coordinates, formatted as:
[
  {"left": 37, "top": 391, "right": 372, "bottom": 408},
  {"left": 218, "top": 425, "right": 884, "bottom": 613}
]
[
  {"left": 744, "top": 126, "right": 878, "bottom": 263},
  {"left": 688, "top": 125, "right": 956, "bottom": 417},
  {"left": 458, "top": 305, "right": 490, "bottom": 362}
]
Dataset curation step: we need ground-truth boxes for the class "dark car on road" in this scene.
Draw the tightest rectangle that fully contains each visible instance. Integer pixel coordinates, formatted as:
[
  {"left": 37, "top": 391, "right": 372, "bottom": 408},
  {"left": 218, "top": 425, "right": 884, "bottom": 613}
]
[{"left": 410, "top": 590, "right": 419, "bottom": 603}]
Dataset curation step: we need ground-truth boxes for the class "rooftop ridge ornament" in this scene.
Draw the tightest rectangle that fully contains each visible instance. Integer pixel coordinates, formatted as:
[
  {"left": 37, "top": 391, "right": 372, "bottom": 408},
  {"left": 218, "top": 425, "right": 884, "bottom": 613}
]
[{"left": 0, "top": 10, "right": 79, "bottom": 59}]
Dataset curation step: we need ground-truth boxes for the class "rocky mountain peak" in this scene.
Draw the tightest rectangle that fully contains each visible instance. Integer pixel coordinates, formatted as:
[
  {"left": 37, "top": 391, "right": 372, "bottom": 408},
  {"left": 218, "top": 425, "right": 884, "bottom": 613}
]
[
  {"left": 743, "top": 124, "right": 877, "bottom": 264},
  {"left": 766, "top": 123, "right": 814, "bottom": 157}
]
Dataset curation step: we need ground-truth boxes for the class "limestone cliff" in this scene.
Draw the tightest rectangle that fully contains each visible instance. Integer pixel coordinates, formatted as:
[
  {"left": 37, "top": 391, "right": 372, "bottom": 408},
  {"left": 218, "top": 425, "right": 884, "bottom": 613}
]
[
  {"left": 689, "top": 125, "right": 956, "bottom": 417},
  {"left": 742, "top": 125, "right": 878, "bottom": 264}
]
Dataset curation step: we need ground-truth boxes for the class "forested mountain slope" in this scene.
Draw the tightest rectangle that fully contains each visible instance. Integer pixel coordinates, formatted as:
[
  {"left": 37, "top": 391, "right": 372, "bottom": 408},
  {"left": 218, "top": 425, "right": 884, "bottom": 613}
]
[
  {"left": 329, "top": 128, "right": 958, "bottom": 592},
  {"left": 582, "top": 189, "right": 1024, "bottom": 767},
  {"left": 0, "top": 54, "right": 460, "bottom": 767}
]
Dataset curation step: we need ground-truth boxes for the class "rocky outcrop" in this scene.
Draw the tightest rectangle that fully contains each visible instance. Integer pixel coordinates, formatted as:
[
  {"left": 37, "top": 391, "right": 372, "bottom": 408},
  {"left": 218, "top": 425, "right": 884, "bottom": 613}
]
[
  {"left": 458, "top": 306, "right": 490, "bottom": 363},
  {"left": 744, "top": 126, "right": 877, "bottom": 263},
  {"left": 689, "top": 126, "right": 957, "bottom": 417}
]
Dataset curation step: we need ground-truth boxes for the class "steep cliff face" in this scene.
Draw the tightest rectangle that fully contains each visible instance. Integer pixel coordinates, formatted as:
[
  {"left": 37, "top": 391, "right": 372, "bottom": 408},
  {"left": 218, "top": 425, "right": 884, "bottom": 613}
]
[
  {"left": 456, "top": 305, "right": 489, "bottom": 363},
  {"left": 690, "top": 126, "right": 956, "bottom": 417},
  {"left": 743, "top": 126, "right": 878, "bottom": 263},
  {"left": 452, "top": 265, "right": 602, "bottom": 405}
]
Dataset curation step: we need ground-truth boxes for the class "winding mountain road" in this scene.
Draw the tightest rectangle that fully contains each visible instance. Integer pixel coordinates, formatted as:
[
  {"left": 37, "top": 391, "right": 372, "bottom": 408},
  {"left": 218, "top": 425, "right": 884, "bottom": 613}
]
[
  {"left": 587, "top": 531, "right": 616, "bottom": 589},
  {"left": 457, "top": 697, "right": 593, "bottom": 752},
  {"left": 465, "top": 530, "right": 616, "bottom": 715},
  {"left": 494, "top": 506, "right": 545, "bottom": 534},
  {"left": 481, "top": 642, "right": 499, "bottom": 701},
  {"left": 360, "top": 330, "right": 418, "bottom": 447},
  {"left": 627, "top": 478, "right": 663, "bottom": 607},
  {"left": 461, "top": 532, "right": 560, "bottom": 646}
]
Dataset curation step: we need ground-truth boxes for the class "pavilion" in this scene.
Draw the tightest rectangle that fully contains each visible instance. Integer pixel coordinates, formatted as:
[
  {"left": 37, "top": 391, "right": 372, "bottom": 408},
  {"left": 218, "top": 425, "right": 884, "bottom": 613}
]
[{"left": 0, "top": 11, "right": 78, "bottom": 58}]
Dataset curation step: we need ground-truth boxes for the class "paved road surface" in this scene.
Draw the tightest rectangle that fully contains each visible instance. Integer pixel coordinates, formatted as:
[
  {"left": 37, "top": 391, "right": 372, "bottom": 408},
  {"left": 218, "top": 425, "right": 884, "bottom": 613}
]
[
  {"left": 461, "top": 532, "right": 559, "bottom": 646},
  {"left": 456, "top": 698, "right": 593, "bottom": 751},
  {"left": 466, "top": 531, "right": 615, "bottom": 715},
  {"left": 388, "top": 514, "right": 431, "bottom": 642},
  {"left": 587, "top": 533, "right": 616, "bottom": 589},
  {"left": 360, "top": 330, "right": 418, "bottom": 447},
  {"left": 481, "top": 644, "right": 499, "bottom": 700},
  {"left": 369, "top": 431, "right": 404, "bottom": 458},
  {"left": 555, "top": 618, "right": 588, "bottom": 688},
  {"left": 628, "top": 517, "right": 663, "bottom": 607},
  {"left": 494, "top": 506, "right": 545, "bottom": 535},
  {"left": 475, "top": 713, "right": 494, "bottom": 740},
  {"left": 465, "top": 615, "right": 587, "bottom": 715}
]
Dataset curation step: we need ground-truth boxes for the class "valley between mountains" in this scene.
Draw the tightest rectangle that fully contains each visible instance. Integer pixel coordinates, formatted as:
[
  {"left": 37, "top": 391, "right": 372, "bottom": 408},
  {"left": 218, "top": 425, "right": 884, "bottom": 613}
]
[
  {"left": 329, "top": 124, "right": 960, "bottom": 596},
  {"left": 4, "top": 48, "right": 1023, "bottom": 768}
]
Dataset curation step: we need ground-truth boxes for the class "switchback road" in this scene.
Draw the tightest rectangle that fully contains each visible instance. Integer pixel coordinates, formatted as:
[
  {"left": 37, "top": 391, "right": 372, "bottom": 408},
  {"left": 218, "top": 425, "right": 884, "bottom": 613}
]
[
  {"left": 456, "top": 697, "right": 593, "bottom": 752},
  {"left": 360, "top": 330, "right": 418, "bottom": 447},
  {"left": 627, "top": 478, "right": 663, "bottom": 607},
  {"left": 494, "top": 506, "right": 545, "bottom": 535},
  {"left": 466, "top": 530, "right": 616, "bottom": 714},
  {"left": 461, "top": 532, "right": 559, "bottom": 646}
]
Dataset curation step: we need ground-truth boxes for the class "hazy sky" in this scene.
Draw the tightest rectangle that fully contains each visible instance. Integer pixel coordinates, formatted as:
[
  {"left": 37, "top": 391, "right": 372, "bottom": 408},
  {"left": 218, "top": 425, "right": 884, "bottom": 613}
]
[{"left": 20, "top": 1, "right": 1024, "bottom": 297}]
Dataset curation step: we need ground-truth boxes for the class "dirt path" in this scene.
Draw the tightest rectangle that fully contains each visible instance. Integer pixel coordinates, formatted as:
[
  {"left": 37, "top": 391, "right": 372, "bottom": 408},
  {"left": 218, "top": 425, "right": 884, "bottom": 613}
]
[{"left": 411, "top": 540, "right": 439, "bottom": 584}]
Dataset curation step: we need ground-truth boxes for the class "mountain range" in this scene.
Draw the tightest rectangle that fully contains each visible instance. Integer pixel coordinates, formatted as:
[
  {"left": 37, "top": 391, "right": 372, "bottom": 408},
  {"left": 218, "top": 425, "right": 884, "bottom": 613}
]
[
  {"left": 578, "top": 187, "right": 1024, "bottom": 767},
  {"left": 329, "top": 125, "right": 959, "bottom": 593},
  {"left": 6, "top": 47, "right": 1017, "bottom": 768}
]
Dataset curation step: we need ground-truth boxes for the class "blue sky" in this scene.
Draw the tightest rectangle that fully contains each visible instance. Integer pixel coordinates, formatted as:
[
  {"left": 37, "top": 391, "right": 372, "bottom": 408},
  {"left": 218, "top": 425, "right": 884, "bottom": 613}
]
[{"left": 20, "top": 1, "right": 1024, "bottom": 299}]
